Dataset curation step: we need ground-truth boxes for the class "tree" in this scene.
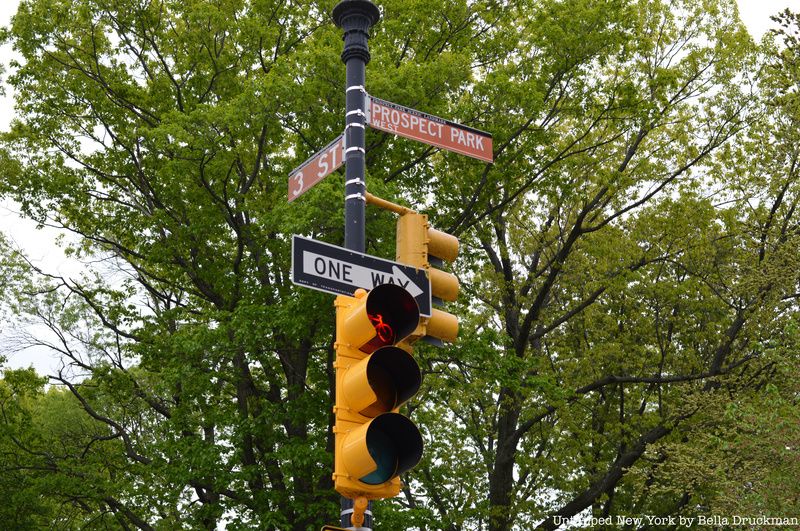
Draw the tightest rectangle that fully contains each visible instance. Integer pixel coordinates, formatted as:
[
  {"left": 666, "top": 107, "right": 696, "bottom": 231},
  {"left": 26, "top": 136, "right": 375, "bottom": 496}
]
[
  {"left": 1, "top": 0, "right": 346, "bottom": 528},
  {"left": 0, "top": 366, "right": 139, "bottom": 529},
  {"left": 370, "top": 0, "right": 791, "bottom": 529}
]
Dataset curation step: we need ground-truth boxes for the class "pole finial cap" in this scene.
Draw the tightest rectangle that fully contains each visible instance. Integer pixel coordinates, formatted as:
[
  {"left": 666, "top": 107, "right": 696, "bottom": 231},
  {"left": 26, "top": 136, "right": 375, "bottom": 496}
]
[{"left": 332, "top": 0, "right": 381, "bottom": 28}]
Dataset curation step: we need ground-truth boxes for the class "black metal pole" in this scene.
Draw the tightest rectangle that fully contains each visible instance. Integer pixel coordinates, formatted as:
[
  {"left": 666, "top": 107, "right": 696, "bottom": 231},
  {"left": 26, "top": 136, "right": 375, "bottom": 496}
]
[
  {"left": 333, "top": 0, "right": 379, "bottom": 255},
  {"left": 333, "top": 1, "right": 380, "bottom": 528}
]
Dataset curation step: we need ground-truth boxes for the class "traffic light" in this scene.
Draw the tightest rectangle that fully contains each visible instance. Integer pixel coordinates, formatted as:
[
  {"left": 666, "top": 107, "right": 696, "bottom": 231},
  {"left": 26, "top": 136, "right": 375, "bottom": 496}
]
[
  {"left": 396, "top": 211, "right": 460, "bottom": 345},
  {"left": 333, "top": 284, "right": 424, "bottom": 499}
]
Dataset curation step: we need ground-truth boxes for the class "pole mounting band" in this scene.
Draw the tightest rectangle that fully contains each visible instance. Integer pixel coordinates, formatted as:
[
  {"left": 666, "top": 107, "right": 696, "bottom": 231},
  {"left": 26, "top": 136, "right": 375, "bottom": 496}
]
[
  {"left": 339, "top": 509, "right": 374, "bottom": 516},
  {"left": 346, "top": 85, "right": 366, "bottom": 93},
  {"left": 345, "top": 146, "right": 365, "bottom": 154},
  {"left": 345, "top": 193, "right": 366, "bottom": 202},
  {"left": 345, "top": 179, "right": 365, "bottom": 187}
]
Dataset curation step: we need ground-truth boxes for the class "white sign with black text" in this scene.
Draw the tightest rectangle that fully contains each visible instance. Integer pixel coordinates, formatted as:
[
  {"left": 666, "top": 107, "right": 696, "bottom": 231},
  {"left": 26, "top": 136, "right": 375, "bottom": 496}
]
[{"left": 291, "top": 235, "right": 432, "bottom": 316}]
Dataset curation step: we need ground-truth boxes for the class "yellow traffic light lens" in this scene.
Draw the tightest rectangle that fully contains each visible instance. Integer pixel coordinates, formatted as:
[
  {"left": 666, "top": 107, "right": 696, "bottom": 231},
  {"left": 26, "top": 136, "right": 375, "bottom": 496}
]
[
  {"left": 343, "top": 346, "right": 422, "bottom": 417},
  {"left": 368, "top": 346, "right": 421, "bottom": 415}
]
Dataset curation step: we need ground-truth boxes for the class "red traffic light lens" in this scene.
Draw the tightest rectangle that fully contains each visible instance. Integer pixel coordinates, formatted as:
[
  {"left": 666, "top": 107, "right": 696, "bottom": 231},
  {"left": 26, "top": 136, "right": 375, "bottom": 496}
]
[
  {"left": 368, "top": 313, "right": 395, "bottom": 344},
  {"left": 360, "top": 284, "right": 420, "bottom": 353}
]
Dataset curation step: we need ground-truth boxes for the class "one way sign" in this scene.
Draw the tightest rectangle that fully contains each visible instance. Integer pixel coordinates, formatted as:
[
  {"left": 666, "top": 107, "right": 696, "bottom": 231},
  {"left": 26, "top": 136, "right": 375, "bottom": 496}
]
[{"left": 291, "top": 235, "right": 432, "bottom": 316}]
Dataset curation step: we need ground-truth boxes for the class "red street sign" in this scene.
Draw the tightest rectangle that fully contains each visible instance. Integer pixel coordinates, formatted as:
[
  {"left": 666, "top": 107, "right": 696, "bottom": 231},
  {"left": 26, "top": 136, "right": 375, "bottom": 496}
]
[
  {"left": 287, "top": 134, "right": 345, "bottom": 202},
  {"left": 366, "top": 95, "right": 493, "bottom": 162}
]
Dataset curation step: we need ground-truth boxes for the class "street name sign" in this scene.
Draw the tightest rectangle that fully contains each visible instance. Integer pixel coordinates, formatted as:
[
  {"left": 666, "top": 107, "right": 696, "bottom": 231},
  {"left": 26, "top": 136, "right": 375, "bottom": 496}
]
[
  {"left": 291, "top": 235, "right": 432, "bottom": 316},
  {"left": 287, "top": 134, "right": 345, "bottom": 202},
  {"left": 366, "top": 95, "right": 493, "bottom": 162}
]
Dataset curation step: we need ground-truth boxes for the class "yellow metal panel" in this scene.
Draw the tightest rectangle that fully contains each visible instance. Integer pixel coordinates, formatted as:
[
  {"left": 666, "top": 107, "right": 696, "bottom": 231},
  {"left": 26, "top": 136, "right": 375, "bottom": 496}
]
[{"left": 396, "top": 212, "right": 427, "bottom": 267}]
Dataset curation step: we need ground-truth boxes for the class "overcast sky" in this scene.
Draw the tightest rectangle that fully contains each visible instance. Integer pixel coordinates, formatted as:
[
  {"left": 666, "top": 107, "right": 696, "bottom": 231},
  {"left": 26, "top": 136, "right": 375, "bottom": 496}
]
[{"left": 0, "top": 0, "right": 796, "bottom": 374}]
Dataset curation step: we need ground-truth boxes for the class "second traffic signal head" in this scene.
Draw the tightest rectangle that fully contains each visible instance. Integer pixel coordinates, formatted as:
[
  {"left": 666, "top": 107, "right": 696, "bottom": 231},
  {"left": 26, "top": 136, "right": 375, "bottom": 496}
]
[
  {"left": 396, "top": 212, "right": 460, "bottom": 345},
  {"left": 396, "top": 213, "right": 459, "bottom": 303}
]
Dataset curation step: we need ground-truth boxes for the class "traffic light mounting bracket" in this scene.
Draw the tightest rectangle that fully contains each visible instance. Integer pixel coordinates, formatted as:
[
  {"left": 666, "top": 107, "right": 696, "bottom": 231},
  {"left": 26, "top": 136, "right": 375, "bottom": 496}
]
[{"left": 365, "top": 191, "right": 415, "bottom": 216}]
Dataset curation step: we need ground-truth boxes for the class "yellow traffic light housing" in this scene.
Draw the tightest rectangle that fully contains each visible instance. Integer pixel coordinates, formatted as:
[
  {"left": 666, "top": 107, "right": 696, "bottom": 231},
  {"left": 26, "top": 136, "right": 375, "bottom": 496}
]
[
  {"left": 333, "top": 285, "right": 424, "bottom": 499},
  {"left": 396, "top": 211, "right": 460, "bottom": 344},
  {"left": 332, "top": 194, "right": 461, "bottom": 503}
]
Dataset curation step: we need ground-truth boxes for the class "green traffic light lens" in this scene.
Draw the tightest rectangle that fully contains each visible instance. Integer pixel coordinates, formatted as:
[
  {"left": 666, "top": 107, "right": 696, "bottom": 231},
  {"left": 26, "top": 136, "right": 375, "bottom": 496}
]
[
  {"left": 361, "top": 428, "right": 396, "bottom": 484},
  {"left": 360, "top": 413, "right": 423, "bottom": 485}
]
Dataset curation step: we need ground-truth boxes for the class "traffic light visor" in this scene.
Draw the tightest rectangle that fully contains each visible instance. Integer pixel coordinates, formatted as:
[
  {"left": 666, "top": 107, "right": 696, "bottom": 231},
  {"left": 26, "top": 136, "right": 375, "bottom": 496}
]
[
  {"left": 340, "top": 285, "right": 421, "bottom": 353},
  {"left": 427, "top": 227, "right": 459, "bottom": 263},
  {"left": 340, "top": 412, "right": 423, "bottom": 485},
  {"left": 342, "top": 346, "right": 422, "bottom": 417},
  {"left": 426, "top": 308, "right": 459, "bottom": 343}
]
